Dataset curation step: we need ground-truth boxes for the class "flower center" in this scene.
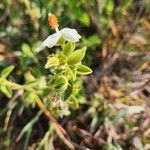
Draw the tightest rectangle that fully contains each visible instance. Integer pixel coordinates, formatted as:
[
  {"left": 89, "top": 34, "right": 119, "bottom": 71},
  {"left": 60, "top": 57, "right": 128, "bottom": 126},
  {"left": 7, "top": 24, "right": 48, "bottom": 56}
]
[{"left": 48, "top": 13, "right": 59, "bottom": 30}]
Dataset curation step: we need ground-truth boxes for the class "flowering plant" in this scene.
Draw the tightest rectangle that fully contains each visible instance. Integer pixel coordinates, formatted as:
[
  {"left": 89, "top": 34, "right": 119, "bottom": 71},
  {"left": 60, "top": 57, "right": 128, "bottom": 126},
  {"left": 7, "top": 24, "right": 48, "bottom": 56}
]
[
  {"left": 36, "top": 13, "right": 92, "bottom": 117},
  {"left": 36, "top": 13, "right": 81, "bottom": 52},
  {"left": 0, "top": 13, "right": 92, "bottom": 149}
]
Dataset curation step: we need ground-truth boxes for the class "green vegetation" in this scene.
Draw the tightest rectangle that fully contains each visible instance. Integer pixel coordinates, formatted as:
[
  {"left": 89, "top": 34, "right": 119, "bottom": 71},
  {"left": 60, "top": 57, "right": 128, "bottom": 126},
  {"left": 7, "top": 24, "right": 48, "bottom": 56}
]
[{"left": 0, "top": 0, "right": 150, "bottom": 149}]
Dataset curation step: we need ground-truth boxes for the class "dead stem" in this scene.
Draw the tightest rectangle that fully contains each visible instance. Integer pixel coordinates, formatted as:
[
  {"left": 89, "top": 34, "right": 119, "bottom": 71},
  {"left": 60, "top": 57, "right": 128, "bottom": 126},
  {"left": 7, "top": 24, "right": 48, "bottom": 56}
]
[{"left": 36, "top": 99, "right": 75, "bottom": 150}]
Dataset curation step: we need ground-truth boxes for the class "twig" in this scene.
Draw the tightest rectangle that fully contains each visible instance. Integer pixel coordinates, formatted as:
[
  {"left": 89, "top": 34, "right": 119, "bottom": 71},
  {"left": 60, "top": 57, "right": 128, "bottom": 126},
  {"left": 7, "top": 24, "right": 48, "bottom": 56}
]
[
  {"left": 54, "top": 125, "right": 75, "bottom": 150},
  {"left": 36, "top": 99, "right": 66, "bottom": 134},
  {"left": 36, "top": 99, "right": 75, "bottom": 150},
  {"left": 7, "top": 89, "right": 24, "bottom": 107}
]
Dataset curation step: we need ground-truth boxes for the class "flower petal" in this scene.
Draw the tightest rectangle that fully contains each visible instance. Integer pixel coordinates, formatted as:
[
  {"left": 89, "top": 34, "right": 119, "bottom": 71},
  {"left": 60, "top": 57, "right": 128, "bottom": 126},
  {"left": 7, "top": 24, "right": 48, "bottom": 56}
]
[
  {"left": 36, "top": 45, "right": 46, "bottom": 52},
  {"left": 60, "top": 28, "right": 81, "bottom": 42},
  {"left": 43, "top": 32, "right": 61, "bottom": 48}
]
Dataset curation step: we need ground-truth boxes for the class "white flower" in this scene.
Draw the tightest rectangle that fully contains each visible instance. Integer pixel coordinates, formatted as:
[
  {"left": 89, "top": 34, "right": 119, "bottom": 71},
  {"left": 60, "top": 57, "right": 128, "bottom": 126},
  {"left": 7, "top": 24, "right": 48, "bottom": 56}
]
[{"left": 36, "top": 27, "right": 81, "bottom": 52}]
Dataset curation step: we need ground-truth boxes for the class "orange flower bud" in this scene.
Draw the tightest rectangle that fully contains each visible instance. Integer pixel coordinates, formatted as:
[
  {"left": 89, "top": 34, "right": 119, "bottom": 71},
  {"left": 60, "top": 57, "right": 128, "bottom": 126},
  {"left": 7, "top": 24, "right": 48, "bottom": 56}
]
[{"left": 48, "top": 13, "right": 59, "bottom": 29}]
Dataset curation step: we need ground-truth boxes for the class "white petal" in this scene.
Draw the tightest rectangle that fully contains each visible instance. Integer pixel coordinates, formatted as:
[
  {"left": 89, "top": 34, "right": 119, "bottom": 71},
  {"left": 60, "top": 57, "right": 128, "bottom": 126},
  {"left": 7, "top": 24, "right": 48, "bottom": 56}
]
[
  {"left": 43, "top": 32, "right": 61, "bottom": 48},
  {"left": 60, "top": 28, "right": 81, "bottom": 42},
  {"left": 36, "top": 45, "right": 46, "bottom": 52}
]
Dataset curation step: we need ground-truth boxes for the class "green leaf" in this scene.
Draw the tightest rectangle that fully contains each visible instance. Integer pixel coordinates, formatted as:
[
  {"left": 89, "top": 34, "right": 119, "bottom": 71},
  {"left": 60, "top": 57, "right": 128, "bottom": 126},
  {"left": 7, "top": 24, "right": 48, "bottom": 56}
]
[
  {"left": 67, "top": 66, "right": 76, "bottom": 80},
  {"left": 0, "top": 65, "right": 15, "bottom": 78},
  {"left": 83, "top": 35, "right": 101, "bottom": 48},
  {"left": 67, "top": 95, "right": 79, "bottom": 109},
  {"left": 63, "top": 42, "right": 75, "bottom": 56},
  {"left": 22, "top": 43, "right": 33, "bottom": 57},
  {"left": 105, "top": 0, "right": 114, "bottom": 16},
  {"left": 64, "top": 82, "right": 73, "bottom": 100},
  {"left": 77, "top": 64, "right": 92, "bottom": 75},
  {"left": 23, "top": 92, "right": 39, "bottom": 106},
  {"left": 0, "top": 78, "right": 22, "bottom": 89},
  {"left": 17, "top": 111, "right": 42, "bottom": 144},
  {"left": 79, "top": 13, "right": 90, "bottom": 26},
  {"left": 22, "top": 0, "right": 30, "bottom": 10},
  {"left": 53, "top": 75, "right": 68, "bottom": 92},
  {"left": 57, "top": 36, "right": 65, "bottom": 46},
  {"left": 67, "top": 47, "right": 86, "bottom": 65},
  {"left": 0, "top": 85, "right": 12, "bottom": 98},
  {"left": 45, "top": 56, "right": 59, "bottom": 69},
  {"left": 122, "top": 0, "right": 133, "bottom": 11}
]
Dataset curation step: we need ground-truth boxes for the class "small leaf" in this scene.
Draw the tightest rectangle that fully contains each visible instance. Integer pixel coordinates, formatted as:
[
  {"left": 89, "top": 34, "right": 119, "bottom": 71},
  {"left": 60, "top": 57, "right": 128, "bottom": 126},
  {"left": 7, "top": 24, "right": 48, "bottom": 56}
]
[
  {"left": 67, "top": 95, "right": 79, "bottom": 109},
  {"left": 57, "top": 36, "right": 65, "bottom": 46},
  {"left": 0, "top": 65, "right": 15, "bottom": 78},
  {"left": 67, "top": 47, "right": 86, "bottom": 65},
  {"left": 0, "top": 85, "right": 12, "bottom": 98},
  {"left": 83, "top": 34, "right": 101, "bottom": 48},
  {"left": 79, "top": 13, "right": 90, "bottom": 26},
  {"left": 77, "top": 64, "right": 92, "bottom": 75},
  {"left": 53, "top": 75, "right": 68, "bottom": 92},
  {"left": 24, "top": 71, "right": 35, "bottom": 82},
  {"left": 64, "top": 81, "right": 73, "bottom": 100},
  {"left": 22, "top": 43, "right": 33, "bottom": 57},
  {"left": 23, "top": 92, "right": 39, "bottom": 107},
  {"left": 63, "top": 42, "right": 75, "bottom": 56},
  {"left": 105, "top": 0, "right": 114, "bottom": 16},
  {"left": 45, "top": 56, "right": 59, "bottom": 69},
  {"left": 122, "top": 0, "right": 133, "bottom": 11},
  {"left": 22, "top": 0, "right": 30, "bottom": 10},
  {"left": 67, "top": 66, "right": 76, "bottom": 80}
]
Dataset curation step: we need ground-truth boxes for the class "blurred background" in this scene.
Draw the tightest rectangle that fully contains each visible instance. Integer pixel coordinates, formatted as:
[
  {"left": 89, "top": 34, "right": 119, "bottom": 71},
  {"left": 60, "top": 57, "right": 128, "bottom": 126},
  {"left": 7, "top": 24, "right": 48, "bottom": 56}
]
[{"left": 0, "top": 0, "right": 150, "bottom": 149}]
